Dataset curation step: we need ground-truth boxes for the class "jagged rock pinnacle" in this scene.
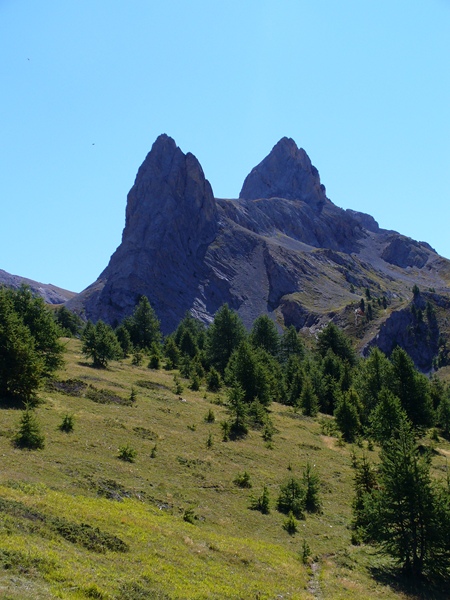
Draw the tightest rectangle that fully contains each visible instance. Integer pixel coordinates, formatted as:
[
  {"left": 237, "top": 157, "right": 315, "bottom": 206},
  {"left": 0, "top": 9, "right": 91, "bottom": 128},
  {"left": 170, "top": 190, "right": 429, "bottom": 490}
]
[{"left": 239, "top": 137, "right": 327, "bottom": 208}]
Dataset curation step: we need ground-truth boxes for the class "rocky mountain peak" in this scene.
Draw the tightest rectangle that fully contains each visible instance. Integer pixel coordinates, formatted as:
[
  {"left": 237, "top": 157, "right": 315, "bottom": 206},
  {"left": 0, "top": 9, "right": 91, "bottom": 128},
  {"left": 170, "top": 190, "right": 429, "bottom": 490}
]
[
  {"left": 67, "top": 134, "right": 450, "bottom": 371},
  {"left": 239, "top": 137, "right": 327, "bottom": 208},
  {"left": 123, "top": 134, "right": 218, "bottom": 252}
]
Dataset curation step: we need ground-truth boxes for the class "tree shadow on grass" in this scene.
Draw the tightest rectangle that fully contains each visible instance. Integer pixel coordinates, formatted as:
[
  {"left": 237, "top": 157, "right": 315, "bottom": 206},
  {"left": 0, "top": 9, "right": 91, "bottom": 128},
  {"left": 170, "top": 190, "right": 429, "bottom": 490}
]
[
  {"left": 0, "top": 395, "right": 32, "bottom": 410},
  {"left": 370, "top": 565, "right": 450, "bottom": 600}
]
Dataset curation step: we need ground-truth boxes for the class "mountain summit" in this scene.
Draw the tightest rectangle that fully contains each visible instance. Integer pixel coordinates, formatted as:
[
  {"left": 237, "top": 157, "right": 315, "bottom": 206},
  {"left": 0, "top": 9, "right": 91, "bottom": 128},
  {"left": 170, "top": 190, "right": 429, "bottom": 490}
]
[
  {"left": 239, "top": 137, "right": 327, "bottom": 209},
  {"left": 68, "top": 135, "right": 450, "bottom": 368}
]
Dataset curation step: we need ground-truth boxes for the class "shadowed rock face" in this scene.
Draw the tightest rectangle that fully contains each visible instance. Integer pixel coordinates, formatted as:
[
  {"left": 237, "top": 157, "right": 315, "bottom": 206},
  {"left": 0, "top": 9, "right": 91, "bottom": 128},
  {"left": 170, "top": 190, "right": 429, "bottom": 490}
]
[
  {"left": 72, "top": 134, "right": 219, "bottom": 332},
  {"left": 68, "top": 134, "right": 450, "bottom": 369}
]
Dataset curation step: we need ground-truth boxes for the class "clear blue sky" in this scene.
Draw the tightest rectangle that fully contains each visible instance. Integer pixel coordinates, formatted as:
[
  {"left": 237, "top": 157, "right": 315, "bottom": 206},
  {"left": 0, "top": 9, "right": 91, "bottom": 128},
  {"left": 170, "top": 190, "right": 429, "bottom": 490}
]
[{"left": 1, "top": 1, "right": 449, "bottom": 293}]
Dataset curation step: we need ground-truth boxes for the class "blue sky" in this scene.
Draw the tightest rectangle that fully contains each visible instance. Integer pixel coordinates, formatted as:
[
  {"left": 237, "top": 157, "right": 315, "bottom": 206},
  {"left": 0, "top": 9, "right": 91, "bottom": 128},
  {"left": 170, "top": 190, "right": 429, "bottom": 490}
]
[{"left": 1, "top": 1, "right": 449, "bottom": 293}]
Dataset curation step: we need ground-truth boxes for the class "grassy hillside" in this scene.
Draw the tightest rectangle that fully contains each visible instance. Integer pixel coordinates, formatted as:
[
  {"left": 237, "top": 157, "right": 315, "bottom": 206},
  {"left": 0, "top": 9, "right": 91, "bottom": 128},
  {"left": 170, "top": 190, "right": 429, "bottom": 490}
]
[{"left": 1, "top": 338, "right": 449, "bottom": 599}]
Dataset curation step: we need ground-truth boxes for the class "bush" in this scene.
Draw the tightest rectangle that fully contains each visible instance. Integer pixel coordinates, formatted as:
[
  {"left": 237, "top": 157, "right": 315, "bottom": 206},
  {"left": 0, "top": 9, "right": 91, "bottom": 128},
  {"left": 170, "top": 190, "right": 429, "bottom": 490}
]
[
  {"left": 283, "top": 511, "right": 298, "bottom": 535},
  {"left": 59, "top": 414, "right": 74, "bottom": 433},
  {"left": 118, "top": 444, "right": 137, "bottom": 462},
  {"left": 204, "top": 408, "right": 215, "bottom": 423},
  {"left": 183, "top": 508, "right": 197, "bottom": 524},
  {"left": 234, "top": 471, "right": 252, "bottom": 488},
  {"left": 249, "top": 486, "right": 270, "bottom": 514}
]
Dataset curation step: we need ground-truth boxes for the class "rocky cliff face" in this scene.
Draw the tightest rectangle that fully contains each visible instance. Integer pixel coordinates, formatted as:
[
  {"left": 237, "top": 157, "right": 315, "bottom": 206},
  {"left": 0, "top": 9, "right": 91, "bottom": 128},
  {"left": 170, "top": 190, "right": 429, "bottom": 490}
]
[
  {"left": 73, "top": 135, "right": 219, "bottom": 332},
  {"left": 68, "top": 134, "right": 450, "bottom": 370}
]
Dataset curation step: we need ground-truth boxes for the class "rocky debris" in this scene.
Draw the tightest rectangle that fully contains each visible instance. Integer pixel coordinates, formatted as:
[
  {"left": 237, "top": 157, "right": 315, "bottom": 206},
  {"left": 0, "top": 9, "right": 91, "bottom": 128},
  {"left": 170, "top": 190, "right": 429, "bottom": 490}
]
[{"left": 0, "top": 269, "right": 75, "bottom": 304}]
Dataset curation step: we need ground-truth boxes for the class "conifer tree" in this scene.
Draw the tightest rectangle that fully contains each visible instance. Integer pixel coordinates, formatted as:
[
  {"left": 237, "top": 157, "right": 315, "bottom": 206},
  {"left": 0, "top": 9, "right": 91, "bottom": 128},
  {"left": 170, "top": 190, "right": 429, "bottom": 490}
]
[
  {"left": 82, "top": 320, "right": 122, "bottom": 368},
  {"left": 334, "top": 388, "right": 362, "bottom": 442},
  {"left": 299, "top": 377, "right": 319, "bottom": 417},
  {"left": 14, "top": 405, "right": 45, "bottom": 449},
  {"left": 123, "top": 296, "right": 161, "bottom": 352},
  {"left": 250, "top": 315, "right": 280, "bottom": 357},
  {"left": 357, "top": 420, "right": 450, "bottom": 579},
  {"left": 0, "top": 291, "right": 44, "bottom": 403},
  {"left": 390, "top": 347, "right": 434, "bottom": 428},
  {"left": 206, "top": 304, "right": 246, "bottom": 374}
]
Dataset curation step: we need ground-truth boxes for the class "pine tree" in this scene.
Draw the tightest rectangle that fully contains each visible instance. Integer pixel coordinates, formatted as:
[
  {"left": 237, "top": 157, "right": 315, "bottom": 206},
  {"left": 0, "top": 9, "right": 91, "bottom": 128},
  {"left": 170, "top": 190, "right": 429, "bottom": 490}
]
[
  {"left": 123, "top": 296, "right": 161, "bottom": 352},
  {"left": 299, "top": 377, "right": 319, "bottom": 417},
  {"left": 334, "top": 388, "right": 362, "bottom": 443},
  {"left": 390, "top": 347, "right": 434, "bottom": 429},
  {"left": 206, "top": 304, "right": 246, "bottom": 374},
  {"left": 279, "top": 325, "right": 305, "bottom": 363},
  {"left": 250, "top": 485, "right": 270, "bottom": 514},
  {"left": 277, "top": 477, "right": 305, "bottom": 519},
  {"left": 226, "top": 383, "right": 248, "bottom": 439},
  {"left": 357, "top": 420, "right": 450, "bottom": 579},
  {"left": 250, "top": 315, "right": 280, "bottom": 357},
  {"left": 317, "top": 322, "right": 356, "bottom": 366},
  {"left": 369, "top": 388, "right": 408, "bottom": 444},
  {"left": 225, "top": 341, "right": 271, "bottom": 405},
  {"left": 302, "top": 462, "right": 321, "bottom": 513},
  {"left": 0, "top": 294, "right": 44, "bottom": 403},
  {"left": 14, "top": 406, "right": 45, "bottom": 449},
  {"left": 82, "top": 320, "right": 122, "bottom": 368}
]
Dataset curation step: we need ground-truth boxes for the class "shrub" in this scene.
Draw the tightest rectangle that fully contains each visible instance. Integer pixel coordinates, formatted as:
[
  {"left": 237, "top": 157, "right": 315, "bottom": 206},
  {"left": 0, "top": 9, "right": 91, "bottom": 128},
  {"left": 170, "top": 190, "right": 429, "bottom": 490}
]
[
  {"left": 204, "top": 408, "right": 215, "bottom": 423},
  {"left": 183, "top": 508, "right": 197, "bottom": 524},
  {"left": 249, "top": 486, "right": 270, "bottom": 514},
  {"left": 283, "top": 511, "right": 298, "bottom": 535},
  {"left": 118, "top": 444, "right": 137, "bottom": 462},
  {"left": 233, "top": 471, "right": 252, "bottom": 488},
  {"left": 59, "top": 414, "right": 74, "bottom": 433}
]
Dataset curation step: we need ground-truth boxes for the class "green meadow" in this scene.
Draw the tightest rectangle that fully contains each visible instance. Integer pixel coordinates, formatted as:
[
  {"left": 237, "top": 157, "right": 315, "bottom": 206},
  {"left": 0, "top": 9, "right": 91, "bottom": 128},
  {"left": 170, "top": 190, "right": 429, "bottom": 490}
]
[{"left": 1, "top": 338, "right": 449, "bottom": 599}]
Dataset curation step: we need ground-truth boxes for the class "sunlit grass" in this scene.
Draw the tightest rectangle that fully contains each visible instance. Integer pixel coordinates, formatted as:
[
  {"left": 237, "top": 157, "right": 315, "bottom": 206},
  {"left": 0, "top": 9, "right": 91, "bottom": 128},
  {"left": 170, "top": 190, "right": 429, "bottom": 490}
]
[{"left": 0, "top": 338, "right": 448, "bottom": 598}]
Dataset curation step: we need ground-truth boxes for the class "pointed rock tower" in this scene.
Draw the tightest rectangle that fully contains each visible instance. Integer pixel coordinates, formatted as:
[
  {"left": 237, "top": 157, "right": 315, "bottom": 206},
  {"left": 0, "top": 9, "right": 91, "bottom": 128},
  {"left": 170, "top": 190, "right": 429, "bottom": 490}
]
[
  {"left": 75, "top": 135, "right": 219, "bottom": 331},
  {"left": 239, "top": 137, "right": 327, "bottom": 209}
]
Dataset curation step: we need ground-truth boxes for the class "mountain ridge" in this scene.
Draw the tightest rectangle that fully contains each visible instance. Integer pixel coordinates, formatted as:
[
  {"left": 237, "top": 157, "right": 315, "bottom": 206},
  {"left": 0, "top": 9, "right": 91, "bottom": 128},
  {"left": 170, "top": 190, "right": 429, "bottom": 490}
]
[{"left": 22, "top": 134, "right": 450, "bottom": 369}]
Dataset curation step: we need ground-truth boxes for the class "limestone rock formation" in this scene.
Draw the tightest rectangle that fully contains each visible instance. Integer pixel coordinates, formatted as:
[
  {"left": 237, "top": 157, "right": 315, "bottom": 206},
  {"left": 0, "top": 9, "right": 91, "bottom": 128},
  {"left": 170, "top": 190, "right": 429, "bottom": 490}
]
[{"left": 68, "top": 134, "right": 450, "bottom": 370}]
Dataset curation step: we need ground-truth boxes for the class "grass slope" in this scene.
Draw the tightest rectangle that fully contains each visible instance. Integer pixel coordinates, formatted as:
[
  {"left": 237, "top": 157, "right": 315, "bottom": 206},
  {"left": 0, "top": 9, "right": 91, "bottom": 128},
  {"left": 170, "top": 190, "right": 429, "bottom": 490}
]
[{"left": 1, "top": 338, "right": 449, "bottom": 599}]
